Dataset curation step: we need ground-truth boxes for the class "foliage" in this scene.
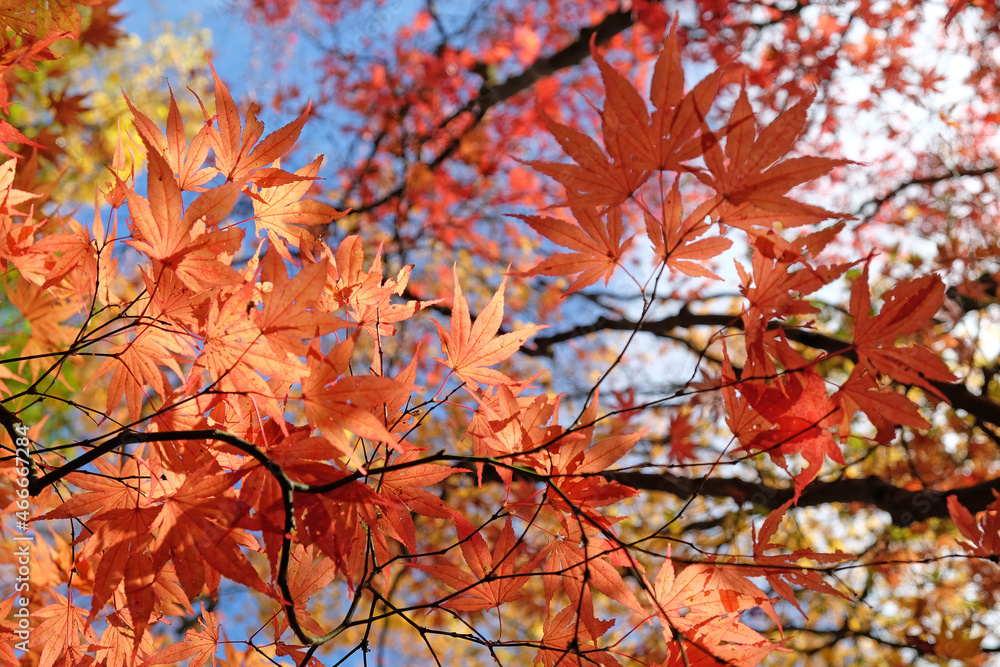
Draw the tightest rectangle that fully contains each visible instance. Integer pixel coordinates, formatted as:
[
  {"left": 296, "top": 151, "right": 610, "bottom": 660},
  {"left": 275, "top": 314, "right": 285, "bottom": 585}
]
[{"left": 3, "top": 1, "right": 1000, "bottom": 666}]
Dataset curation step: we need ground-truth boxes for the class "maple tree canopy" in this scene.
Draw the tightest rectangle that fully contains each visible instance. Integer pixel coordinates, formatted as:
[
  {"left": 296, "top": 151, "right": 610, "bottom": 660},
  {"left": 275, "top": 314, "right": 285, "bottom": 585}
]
[{"left": 5, "top": 0, "right": 1000, "bottom": 665}]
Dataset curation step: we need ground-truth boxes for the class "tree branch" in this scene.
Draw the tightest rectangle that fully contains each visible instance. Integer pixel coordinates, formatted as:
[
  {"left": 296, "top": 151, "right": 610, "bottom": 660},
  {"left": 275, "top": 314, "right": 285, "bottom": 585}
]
[
  {"left": 599, "top": 469, "right": 1000, "bottom": 527},
  {"left": 343, "top": 5, "right": 646, "bottom": 216},
  {"left": 525, "top": 309, "right": 1000, "bottom": 430},
  {"left": 854, "top": 163, "right": 998, "bottom": 221}
]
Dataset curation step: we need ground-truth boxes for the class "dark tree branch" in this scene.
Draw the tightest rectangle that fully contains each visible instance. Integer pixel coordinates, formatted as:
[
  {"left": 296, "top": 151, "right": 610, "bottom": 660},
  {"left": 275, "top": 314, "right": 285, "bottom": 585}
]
[
  {"left": 342, "top": 5, "right": 647, "bottom": 217},
  {"left": 523, "top": 306, "right": 738, "bottom": 356},
  {"left": 465, "top": 457, "right": 1000, "bottom": 528},
  {"left": 470, "top": 7, "right": 639, "bottom": 112},
  {"left": 600, "top": 469, "right": 1000, "bottom": 527},
  {"left": 525, "top": 308, "right": 1000, "bottom": 431},
  {"left": 854, "top": 163, "right": 998, "bottom": 221}
]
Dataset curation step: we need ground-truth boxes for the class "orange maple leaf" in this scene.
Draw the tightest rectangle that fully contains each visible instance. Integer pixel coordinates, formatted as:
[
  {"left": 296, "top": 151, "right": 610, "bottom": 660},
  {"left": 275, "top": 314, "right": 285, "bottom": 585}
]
[
  {"left": 593, "top": 26, "right": 721, "bottom": 175},
  {"left": 528, "top": 104, "right": 645, "bottom": 208},
  {"left": 751, "top": 500, "right": 856, "bottom": 618},
  {"left": 149, "top": 470, "right": 268, "bottom": 601},
  {"left": 833, "top": 366, "right": 930, "bottom": 443},
  {"left": 121, "top": 139, "right": 244, "bottom": 288},
  {"left": 644, "top": 179, "right": 732, "bottom": 279},
  {"left": 32, "top": 594, "right": 97, "bottom": 667},
  {"left": 301, "top": 335, "right": 412, "bottom": 469},
  {"left": 142, "top": 605, "right": 220, "bottom": 667},
  {"left": 517, "top": 206, "right": 634, "bottom": 293},
  {"left": 202, "top": 62, "right": 311, "bottom": 183},
  {"left": 642, "top": 549, "right": 781, "bottom": 666},
  {"left": 947, "top": 493, "right": 1000, "bottom": 557},
  {"left": 434, "top": 267, "right": 545, "bottom": 386},
  {"left": 535, "top": 603, "right": 617, "bottom": 667},
  {"left": 249, "top": 155, "right": 347, "bottom": 259},
  {"left": 124, "top": 87, "right": 215, "bottom": 191},
  {"left": 257, "top": 248, "right": 343, "bottom": 357},
  {"left": 693, "top": 89, "right": 852, "bottom": 229},
  {"left": 651, "top": 553, "right": 784, "bottom": 665},
  {"left": 410, "top": 517, "right": 531, "bottom": 611},
  {"left": 320, "top": 235, "right": 436, "bottom": 338}
]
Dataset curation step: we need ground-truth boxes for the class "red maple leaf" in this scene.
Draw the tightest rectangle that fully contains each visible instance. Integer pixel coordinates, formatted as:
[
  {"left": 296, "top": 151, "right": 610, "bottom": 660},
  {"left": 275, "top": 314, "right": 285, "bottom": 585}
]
[
  {"left": 740, "top": 369, "right": 844, "bottom": 501},
  {"left": 849, "top": 258, "right": 956, "bottom": 396}
]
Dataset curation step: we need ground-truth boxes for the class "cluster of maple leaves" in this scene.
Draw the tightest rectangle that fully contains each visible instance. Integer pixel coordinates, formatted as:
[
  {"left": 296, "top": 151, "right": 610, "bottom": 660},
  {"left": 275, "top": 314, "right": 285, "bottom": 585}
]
[{"left": 4, "top": 1, "right": 1000, "bottom": 666}]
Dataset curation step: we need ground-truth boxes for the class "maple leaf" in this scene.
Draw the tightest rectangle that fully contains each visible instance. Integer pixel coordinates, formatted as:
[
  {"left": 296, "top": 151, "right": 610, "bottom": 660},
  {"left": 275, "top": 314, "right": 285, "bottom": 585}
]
[
  {"left": 590, "top": 39, "right": 657, "bottom": 174},
  {"left": 6, "top": 277, "right": 78, "bottom": 377},
  {"left": 592, "top": 27, "right": 722, "bottom": 178},
  {"left": 372, "top": 448, "right": 462, "bottom": 551},
  {"left": 693, "top": 89, "right": 852, "bottom": 229},
  {"left": 751, "top": 500, "right": 856, "bottom": 617},
  {"left": 31, "top": 594, "right": 97, "bottom": 667},
  {"left": 739, "top": 369, "right": 844, "bottom": 501},
  {"left": 535, "top": 603, "right": 619, "bottom": 667},
  {"left": 462, "top": 383, "right": 563, "bottom": 491},
  {"left": 149, "top": 470, "right": 268, "bottom": 601},
  {"left": 947, "top": 493, "right": 1000, "bottom": 557},
  {"left": 433, "top": 267, "right": 545, "bottom": 386},
  {"left": 666, "top": 410, "right": 696, "bottom": 463},
  {"left": 736, "top": 229, "right": 851, "bottom": 325},
  {"left": 529, "top": 390, "right": 645, "bottom": 477},
  {"left": 410, "top": 517, "right": 531, "bottom": 611},
  {"left": 517, "top": 206, "right": 634, "bottom": 293},
  {"left": 0, "top": 217, "right": 50, "bottom": 286},
  {"left": 534, "top": 516, "right": 646, "bottom": 619},
  {"left": 142, "top": 604, "right": 220, "bottom": 667},
  {"left": 248, "top": 155, "right": 347, "bottom": 260},
  {"left": 257, "top": 248, "right": 343, "bottom": 357},
  {"left": 278, "top": 544, "right": 339, "bottom": 636},
  {"left": 642, "top": 551, "right": 782, "bottom": 667},
  {"left": 42, "top": 463, "right": 167, "bottom": 653},
  {"left": 644, "top": 179, "right": 732, "bottom": 279},
  {"left": 0, "top": 597, "right": 20, "bottom": 666},
  {"left": 528, "top": 104, "right": 645, "bottom": 208},
  {"left": 849, "top": 259, "right": 956, "bottom": 396},
  {"left": 467, "top": 384, "right": 561, "bottom": 458},
  {"left": 517, "top": 391, "right": 645, "bottom": 525},
  {"left": 39, "top": 457, "right": 145, "bottom": 520},
  {"left": 77, "top": 506, "right": 161, "bottom": 645},
  {"left": 320, "top": 235, "right": 436, "bottom": 338},
  {"left": 0, "top": 158, "right": 42, "bottom": 216},
  {"left": 49, "top": 89, "right": 88, "bottom": 127},
  {"left": 121, "top": 138, "right": 244, "bottom": 288},
  {"left": 79, "top": 1, "right": 126, "bottom": 48},
  {"left": 833, "top": 366, "right": 930, "bottom": 443},
  {"left": 301, "top": 334, "right": 412, "bottom": 470},
  {"left": 202, "top": 62, "right": 312, "bottom": 183},
  {"left": 124, "top": 88, "right": 214, "bottom": 191},
  {"left": 0, "top": 120, "right": 44, "bottom": 157},
  {"left": 184, "top": 282, "right": 296, "bottom": 426},
  {"left": 88, "top": 332, "right": 173, "bottom": 422},
  {"left": 96, "top": 610, "right": 156, "bottom": 667},
  {"left": 644, "top": 23, "right": 723, "bottom": 172},
  {"left": 32, "top": 216, "right": 99, "bottom": 290}
]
